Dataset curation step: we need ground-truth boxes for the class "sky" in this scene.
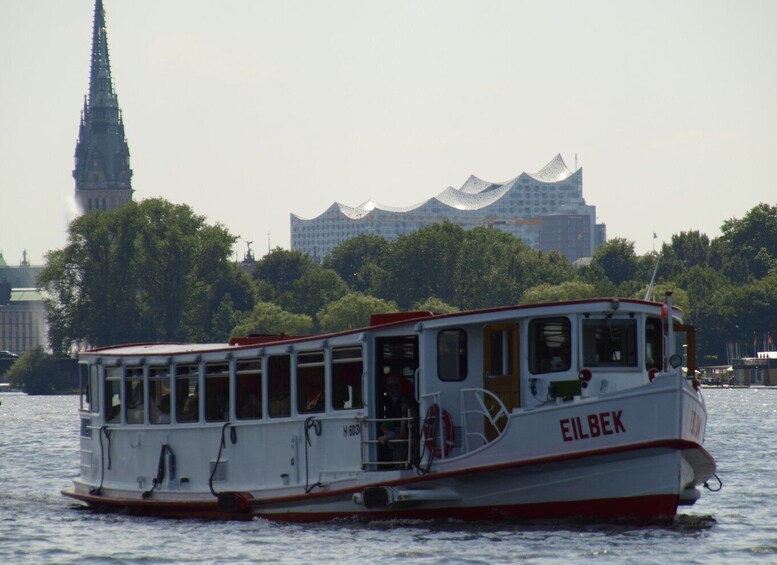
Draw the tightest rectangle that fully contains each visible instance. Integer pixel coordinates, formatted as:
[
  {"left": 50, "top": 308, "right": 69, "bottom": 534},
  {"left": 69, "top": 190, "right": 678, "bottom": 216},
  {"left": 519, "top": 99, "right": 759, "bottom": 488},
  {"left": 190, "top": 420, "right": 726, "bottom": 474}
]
[{"left": 1, "top": 0, "right": 776, "bottom": 266}]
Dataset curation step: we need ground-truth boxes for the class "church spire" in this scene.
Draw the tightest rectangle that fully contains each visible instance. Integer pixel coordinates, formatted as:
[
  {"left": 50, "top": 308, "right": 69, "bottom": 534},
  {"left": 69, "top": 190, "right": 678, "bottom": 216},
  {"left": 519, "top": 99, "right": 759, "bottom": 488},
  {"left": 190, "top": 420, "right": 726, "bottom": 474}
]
[
  {"left": 89, "top": 0, "right": 114, "bottom": 106},
  {"left": 73, "top": 0, "right": 133, "bottom": 213}
]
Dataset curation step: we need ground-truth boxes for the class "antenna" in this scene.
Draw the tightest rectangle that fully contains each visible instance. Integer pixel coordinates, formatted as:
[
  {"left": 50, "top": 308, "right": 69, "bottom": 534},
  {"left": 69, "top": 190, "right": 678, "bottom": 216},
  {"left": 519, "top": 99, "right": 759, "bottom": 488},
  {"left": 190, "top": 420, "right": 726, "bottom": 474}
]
[
  {"left": 267, "top": 231, "right": 271, "bottom": 253},
  {"left": 644, "top": 252, "right": 661, "bottom": 301}
]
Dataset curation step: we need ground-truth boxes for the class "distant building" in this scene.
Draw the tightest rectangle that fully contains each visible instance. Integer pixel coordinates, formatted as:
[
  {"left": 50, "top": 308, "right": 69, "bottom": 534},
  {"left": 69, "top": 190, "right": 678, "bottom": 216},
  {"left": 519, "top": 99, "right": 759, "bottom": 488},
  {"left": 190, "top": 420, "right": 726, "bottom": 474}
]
[
  {"left": 291, "top": 155, "right": 606, "bottom": 263},
  {"left": 73, "top": 0, "right": 133, "bottom": 213},
  {"left": 0, "top": 252, "right": 47, "bottom": 355}
]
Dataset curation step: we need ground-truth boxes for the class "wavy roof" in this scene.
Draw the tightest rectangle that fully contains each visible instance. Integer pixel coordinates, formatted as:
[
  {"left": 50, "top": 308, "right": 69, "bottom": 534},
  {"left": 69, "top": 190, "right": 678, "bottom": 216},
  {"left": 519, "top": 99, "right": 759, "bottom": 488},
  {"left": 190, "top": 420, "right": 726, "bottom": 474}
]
[{"left": 293, "top": 154, "right": 578, "bottom": 221}]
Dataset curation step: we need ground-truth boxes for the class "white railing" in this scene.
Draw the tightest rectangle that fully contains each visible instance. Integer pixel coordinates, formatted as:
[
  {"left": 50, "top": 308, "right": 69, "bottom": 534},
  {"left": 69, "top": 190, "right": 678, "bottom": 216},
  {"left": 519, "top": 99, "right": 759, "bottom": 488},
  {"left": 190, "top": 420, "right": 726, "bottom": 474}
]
[{"left": 459, "top": 388, "right": 509, "bottom": 452}]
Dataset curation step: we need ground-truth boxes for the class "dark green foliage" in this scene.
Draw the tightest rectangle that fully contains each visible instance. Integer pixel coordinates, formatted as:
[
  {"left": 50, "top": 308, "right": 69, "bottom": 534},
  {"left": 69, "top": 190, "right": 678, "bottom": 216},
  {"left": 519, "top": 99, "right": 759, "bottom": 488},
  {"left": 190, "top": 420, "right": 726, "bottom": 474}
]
[
  {"left": 323, "top": 234, "right": 390, "bottom": 292},
  {"left": 38, "top": 199, "right": 250, "bottom": 353},
  {"left": 720, "top": 203, "right": 777, "bottom": 279},
  {"left": 5, "top": 347, "right": 76, "bottom": 395},
  {"left": 317, "top": 293, "right": 397, "bottom": 332},
  {"left": 376, "top": 222, "right": 466, "bottom": 309},
  {"left": 231, "top": 302, "right": 313, "bottom": 337}
]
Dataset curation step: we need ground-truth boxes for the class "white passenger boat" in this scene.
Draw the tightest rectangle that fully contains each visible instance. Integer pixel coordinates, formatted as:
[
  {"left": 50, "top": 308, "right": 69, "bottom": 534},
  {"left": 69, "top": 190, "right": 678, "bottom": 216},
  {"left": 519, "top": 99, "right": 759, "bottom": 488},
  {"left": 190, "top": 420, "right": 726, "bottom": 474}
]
[{"left": 63, "top": 293, "right": 717, "bottom": 522}]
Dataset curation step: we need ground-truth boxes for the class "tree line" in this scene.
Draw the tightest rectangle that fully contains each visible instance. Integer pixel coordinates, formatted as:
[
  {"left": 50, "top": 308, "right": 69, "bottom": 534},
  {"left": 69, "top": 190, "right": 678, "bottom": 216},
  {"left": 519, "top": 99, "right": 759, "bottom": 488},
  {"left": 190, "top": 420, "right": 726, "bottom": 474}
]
[{"left": 38, "top": 199, "right": 777, "bottom": 365}]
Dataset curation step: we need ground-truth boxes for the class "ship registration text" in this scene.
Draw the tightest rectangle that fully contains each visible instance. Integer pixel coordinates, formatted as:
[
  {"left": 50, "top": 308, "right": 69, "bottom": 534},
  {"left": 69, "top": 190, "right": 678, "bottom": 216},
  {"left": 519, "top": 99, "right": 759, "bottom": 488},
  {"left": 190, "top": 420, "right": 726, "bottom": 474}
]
[{"left": 560, "top": 410, "right": 626, "bottom": 442}]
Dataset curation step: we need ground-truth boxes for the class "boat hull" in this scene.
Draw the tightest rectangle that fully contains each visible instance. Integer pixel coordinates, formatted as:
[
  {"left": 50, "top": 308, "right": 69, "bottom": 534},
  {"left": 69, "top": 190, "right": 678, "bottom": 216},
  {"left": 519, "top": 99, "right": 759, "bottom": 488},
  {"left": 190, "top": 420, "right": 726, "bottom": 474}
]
[{"left": 63, "top": 439, "right": 713, "bottom": 523}]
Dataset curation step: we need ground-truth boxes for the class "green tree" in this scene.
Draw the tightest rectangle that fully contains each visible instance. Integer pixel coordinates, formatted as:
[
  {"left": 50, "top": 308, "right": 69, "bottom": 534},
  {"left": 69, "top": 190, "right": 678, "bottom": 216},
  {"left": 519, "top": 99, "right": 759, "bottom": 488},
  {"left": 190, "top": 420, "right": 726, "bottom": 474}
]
[
  {"left": 719, "top": 203, "right": 777, "bottom": 279},
  {"left": 376, "top": 222, "right": 466, "bottom": 309},
  {"left": 659, "top": 231, "right": 711, "bottom": 280},
  {"left": 211, "top": 294, "right": 241, "bottom": 342},
  {"left": 291, "top": 268, "right": 349, "bottom": 320},
  {"left": 5, "top": 347, "right": 75, "bottom": 395},
  {"left": 521, "top": 281, "right": 599, "bottom": 304},
  {"left": 38, "top": 199, "right": 244, "bottom": 353},
  {"left": 454, "top": 227, "right": 548, "bottom": 309},
  {"left": 231, "top": 302, "right": 313, "bottom": 337},
  {"left": 412, "top": 297, "right": 460, "bottom": 314},
  {"left": 317, "top": 293, "right": 397, "bottom": 332},
  {"left": 587, "top": 238, "right": 638, "bottom": 288},
  {"left": 323, "top": 234, "right": 389, "bottom": 292},
  {"left": 253, "top": 248, "right": 316, "bottom": 303}
]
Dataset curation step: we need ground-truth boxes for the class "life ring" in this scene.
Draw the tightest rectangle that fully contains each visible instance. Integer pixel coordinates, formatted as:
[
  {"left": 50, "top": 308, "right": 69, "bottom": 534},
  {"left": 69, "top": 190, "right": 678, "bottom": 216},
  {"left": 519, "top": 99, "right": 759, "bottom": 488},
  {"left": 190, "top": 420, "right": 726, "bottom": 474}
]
[{"left": 422, "top": 404, "right": 455, "bottom": 458}]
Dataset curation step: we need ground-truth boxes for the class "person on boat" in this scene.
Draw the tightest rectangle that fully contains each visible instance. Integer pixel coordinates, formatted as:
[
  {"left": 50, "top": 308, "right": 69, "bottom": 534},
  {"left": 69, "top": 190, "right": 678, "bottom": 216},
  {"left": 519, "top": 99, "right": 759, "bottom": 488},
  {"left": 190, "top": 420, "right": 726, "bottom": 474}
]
[{"left": 378, "top": 421, "right": 398, "bottom": 447}]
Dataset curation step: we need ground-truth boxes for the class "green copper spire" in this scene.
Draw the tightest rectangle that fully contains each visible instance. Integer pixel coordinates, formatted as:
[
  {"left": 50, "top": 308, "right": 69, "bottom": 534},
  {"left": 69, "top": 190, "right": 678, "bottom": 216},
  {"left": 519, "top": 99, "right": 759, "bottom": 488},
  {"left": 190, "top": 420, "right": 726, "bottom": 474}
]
[{"left": 73, "top": 0, "right": 133, "bottom": 212}]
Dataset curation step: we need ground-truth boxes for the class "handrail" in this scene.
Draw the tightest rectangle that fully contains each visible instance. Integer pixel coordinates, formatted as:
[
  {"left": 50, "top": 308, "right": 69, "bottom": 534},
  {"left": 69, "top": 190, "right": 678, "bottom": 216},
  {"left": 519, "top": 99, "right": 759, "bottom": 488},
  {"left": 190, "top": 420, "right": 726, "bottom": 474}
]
[
  {"left": 459, "top": 388, "right": 509, "bottom": 452},
  {"left": 357, "top": 415, "right": 415, "bottom": 469}
]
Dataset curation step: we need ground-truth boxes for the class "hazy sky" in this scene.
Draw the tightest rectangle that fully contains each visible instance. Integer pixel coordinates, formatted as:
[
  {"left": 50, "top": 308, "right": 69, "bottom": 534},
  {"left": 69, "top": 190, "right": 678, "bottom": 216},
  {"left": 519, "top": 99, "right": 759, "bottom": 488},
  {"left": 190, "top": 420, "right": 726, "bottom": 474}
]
[{"left": 2, "top": 0, "right": 776, "bottom": 266}]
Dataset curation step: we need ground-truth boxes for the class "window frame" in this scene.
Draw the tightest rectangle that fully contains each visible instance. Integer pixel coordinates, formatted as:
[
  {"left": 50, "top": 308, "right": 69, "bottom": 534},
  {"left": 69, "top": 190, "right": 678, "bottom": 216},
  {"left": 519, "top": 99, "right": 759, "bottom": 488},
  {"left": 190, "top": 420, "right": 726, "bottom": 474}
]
[
  {"left": 236, "top": 358, "right": 263, "bottom": 420},
  {"left": 331, "top": 346, "right": 364, "bottom": 410},
  {"left": 528, "top": 317, "right": 572, "bottom": 375},
  {"left": 437, "top": 329, "right": 468, "bottom": 381},
  {"left": 296, "top": 350, "right": 325, "bottom": 415},
  {"left": 581, "top": 316, "right": 639, "bottom": 368}
]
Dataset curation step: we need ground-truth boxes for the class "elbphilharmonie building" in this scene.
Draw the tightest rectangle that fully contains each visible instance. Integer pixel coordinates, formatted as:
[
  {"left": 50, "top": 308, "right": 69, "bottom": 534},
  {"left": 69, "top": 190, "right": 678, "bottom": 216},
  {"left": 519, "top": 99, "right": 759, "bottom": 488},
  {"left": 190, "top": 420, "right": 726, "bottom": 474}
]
[{"left": 291, "top": 155, "right": 606, "bottom": 263}]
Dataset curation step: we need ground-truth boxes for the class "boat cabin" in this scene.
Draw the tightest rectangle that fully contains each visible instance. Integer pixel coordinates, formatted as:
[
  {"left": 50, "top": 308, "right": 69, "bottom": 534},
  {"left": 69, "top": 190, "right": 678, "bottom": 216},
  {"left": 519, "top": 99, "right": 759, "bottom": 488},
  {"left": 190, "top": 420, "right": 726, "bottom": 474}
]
[{"left": 76, "top": 298, "right": 690, "bottom": 480}]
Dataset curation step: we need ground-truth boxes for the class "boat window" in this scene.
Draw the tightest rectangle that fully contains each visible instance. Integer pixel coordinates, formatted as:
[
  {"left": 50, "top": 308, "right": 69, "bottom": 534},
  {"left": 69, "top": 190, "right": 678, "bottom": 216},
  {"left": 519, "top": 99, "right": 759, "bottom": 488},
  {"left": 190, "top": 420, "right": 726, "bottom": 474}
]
[
  {"left": 332, "top": 346, "right": 363, "bottom": 410},
  {"left": 529, "top": 317, "right": 571, "bottom": 374},
  {"left": 268, "top": 355, "right": 291, "bottom": 418},
  {"left": 175, "top": 363, "right": 200, "bottom": 423},
  {"left": 297, "top": 350, "right": 325, "bottom": 414},
  {"left": 582, "top": 318, "right": 638, "bottom": 367},
  {"left": 104, "top": 366, "right": 122, "bottom": 424},
  {"left": 148, "top": 365, "right": 171, "bottom": 424},
  {"left": 80, "top": 363, "right": 99, "bottom": 413},
  {"left": 645, "top": 317, "right": 663, "bottom": 370},
  {"left": 438, "top": 329, "right": 467, "bottom": 381},
  {"left": 125, "top": 366, "right": 145, "bottom": 425},
  {"left": 205, "top": 362, "right": 230, "bottom": 422},
  {"left": 236, "top": 359, "right": 262, "bottom": 420}
]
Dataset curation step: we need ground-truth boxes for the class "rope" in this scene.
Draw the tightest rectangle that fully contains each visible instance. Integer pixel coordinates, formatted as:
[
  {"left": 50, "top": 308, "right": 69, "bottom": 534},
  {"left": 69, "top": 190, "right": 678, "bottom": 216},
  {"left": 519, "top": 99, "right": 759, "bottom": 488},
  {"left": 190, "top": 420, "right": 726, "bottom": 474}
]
[
  {"left": 209, "top": 422, "right": 235, "bottom": 497},
  {"left": 89, "top": 425, "right": 111, "bottom": 495},
  {"left": 142, "top": 444, "right": 176, "bottom": 499},
  {"left": 703, "top": 473, "right": 723, "bottom": 492},
  {"left": 304, "top": 416, "right": 323, "bottom": 493},
  {"left": 416, "top": 405, "right": 438, "bottom": 475}
]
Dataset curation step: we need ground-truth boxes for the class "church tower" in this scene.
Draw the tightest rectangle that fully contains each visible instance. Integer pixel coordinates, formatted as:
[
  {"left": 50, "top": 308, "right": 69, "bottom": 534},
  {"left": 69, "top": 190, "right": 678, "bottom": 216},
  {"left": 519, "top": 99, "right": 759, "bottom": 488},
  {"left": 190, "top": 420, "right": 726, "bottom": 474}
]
[{"left": 73, "top": 0, "right": 133, "bottom": 213}]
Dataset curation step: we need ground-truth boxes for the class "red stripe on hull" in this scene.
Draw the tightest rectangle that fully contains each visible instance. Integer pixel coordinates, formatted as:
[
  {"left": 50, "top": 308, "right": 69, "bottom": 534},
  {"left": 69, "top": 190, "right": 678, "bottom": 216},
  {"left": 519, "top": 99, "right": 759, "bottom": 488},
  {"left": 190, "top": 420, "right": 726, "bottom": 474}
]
[
  {"left": 259, "top": 495, "right": 679, "bottom": 523},
  {"left": 63, "top": 487, "right": 679, "bottom": 524}
]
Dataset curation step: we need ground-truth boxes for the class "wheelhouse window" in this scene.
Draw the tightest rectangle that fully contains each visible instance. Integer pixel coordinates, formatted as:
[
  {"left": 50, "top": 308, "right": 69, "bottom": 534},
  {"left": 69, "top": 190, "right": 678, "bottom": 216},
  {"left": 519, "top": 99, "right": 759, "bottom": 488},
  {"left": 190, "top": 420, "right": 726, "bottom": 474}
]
[
  {"left": 438, "top": 329, "right": 467, "bottom": 381},
  {"left": 645, "top": 317, "right": 663, "bottom": 370},
  {"left": 175, "top": 363, "right": 200, "bottom": 423},
  {"left": 148, "top": 365, "right": 171, "bottom": 424},
  {"left": 582, "top": 318, "right": 638, "bottom": 367},
  {"left": 268, "top": 355, "right": 291, "bottom": 418},
  {"left": 529, "top": 317, "right": 571, "bottom": 374},
  {"left": 205, "top": 362, "right": 230, "bottom": 422},
  {"left": 104, "top": 366, "right": 122, "bottom": 423},
  {"left": 125, "top": 366, "right": 145, "bottom": 424},
  {"left": 332, "top": 346, "right": 363, "bottom": 410},
  {"left": 297, "top": 350, "right": 325, "bottom": 414},
  {"left": 236, "top": 359, "right": 262, "bottom": 420}
]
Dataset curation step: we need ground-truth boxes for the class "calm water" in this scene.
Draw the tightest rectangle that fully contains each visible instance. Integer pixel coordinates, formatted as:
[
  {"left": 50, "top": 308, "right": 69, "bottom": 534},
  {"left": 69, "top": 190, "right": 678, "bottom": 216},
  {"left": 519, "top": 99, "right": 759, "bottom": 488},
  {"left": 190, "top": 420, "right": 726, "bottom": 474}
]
[{"left": 0, "top": 389, "right": 775, "bottom": 564}]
